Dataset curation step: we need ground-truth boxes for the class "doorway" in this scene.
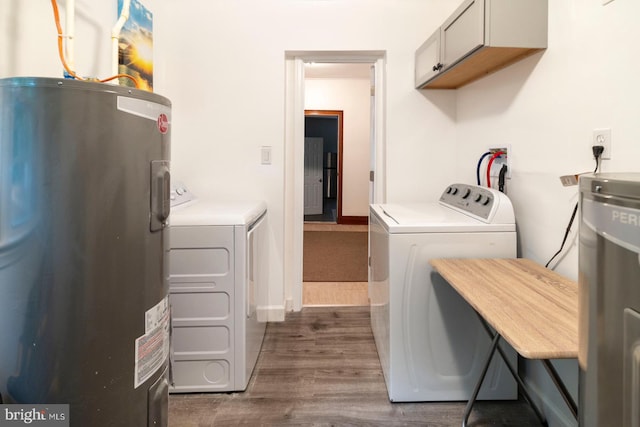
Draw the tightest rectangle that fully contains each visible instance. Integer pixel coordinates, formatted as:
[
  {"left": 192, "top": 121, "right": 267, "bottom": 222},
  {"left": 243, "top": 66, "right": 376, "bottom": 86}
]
[
  {"left": 304, "top": 110, "right": 343, "bottom": 223},
  {"left": 284, "top": 53, "right": 386, "bottom": 312},
  {"left": 301, "top": 64, "right": 371, "bottom": 307}
]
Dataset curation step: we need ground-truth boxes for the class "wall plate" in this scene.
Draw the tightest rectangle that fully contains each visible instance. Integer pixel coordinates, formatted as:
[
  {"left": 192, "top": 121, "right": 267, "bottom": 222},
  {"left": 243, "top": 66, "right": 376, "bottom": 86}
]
[
  {"left": 487, "top": 145, "right": 511, "bottom": 181},
  {"left": 593, "top": 128, "right": 612, "bottom": 160}
]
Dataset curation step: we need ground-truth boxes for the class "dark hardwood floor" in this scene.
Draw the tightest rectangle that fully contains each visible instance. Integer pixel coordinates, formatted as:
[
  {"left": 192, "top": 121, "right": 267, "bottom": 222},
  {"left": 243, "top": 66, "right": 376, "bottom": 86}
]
[{"left": 169, "top": 306, "right": 541, "bottom": 426}]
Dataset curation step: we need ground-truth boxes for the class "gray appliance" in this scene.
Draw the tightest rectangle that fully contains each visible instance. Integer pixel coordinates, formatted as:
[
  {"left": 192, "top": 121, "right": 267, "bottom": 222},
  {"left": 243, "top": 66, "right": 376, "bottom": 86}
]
[
  {"left": 579, "top": 173, "right": 640, "bottom": 427},
  {"left": 0, "top": 77, "right": 171, "bottom": 426},
  {"left": 324, "top": 152, "right": 337, "bottom": 199}
]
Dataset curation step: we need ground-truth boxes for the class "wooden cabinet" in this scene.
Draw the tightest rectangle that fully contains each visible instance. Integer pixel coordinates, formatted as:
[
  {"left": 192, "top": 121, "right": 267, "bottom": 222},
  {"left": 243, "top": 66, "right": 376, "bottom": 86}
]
[{"left": 415, "top": 0, "right": 548, "bottom": 90}]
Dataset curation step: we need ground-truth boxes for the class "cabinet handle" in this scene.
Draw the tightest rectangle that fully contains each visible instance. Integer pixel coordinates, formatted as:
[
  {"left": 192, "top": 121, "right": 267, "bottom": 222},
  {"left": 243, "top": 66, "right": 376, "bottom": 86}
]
[{"left": 432, "top": 63, "right": 444, "bottom": 72}]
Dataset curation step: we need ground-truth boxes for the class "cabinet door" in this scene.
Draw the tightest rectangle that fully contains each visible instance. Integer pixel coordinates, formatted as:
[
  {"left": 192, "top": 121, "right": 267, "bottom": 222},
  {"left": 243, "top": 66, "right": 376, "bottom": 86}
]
[
  {"left": 442, "top": 0, "right": 485, "bottom": 69},
  {"left": 415, "top": 29, "right": 441, "bottom": 88}
]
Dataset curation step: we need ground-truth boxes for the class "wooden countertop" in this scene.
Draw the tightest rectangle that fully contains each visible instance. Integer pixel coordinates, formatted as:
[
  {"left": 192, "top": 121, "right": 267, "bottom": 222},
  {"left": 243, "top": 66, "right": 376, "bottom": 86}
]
[{"left": 429, "top": 258, "right": 578, "bottom": 360}]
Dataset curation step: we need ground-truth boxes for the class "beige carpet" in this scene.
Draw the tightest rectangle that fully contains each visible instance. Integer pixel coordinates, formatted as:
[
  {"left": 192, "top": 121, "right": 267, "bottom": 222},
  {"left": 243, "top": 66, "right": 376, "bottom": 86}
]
[
  {"left": 303, "top": 230, "right": 368, "bottom": 282},
  {"left": 303, "top": 282, "right": 369, "bottom": 306}
]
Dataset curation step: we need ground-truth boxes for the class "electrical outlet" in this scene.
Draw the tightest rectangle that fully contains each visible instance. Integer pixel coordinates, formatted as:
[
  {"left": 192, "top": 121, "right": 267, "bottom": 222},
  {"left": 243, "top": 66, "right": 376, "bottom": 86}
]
[
  {"left": 487, "top": 145, "right": 511, "bottom": 179},
  {"left": 592, "top": 128, "right": 611, "bottom": 160}
]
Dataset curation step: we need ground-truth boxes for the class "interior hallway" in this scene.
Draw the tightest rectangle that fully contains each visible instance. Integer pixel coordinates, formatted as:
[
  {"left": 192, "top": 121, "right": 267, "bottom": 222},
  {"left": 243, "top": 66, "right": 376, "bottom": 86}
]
[
  {"left": 302, "top": 222, "right": 369, "bottom": 307},
  {"left": 168, "top": 306, "right": 541, "bottom": 426}
]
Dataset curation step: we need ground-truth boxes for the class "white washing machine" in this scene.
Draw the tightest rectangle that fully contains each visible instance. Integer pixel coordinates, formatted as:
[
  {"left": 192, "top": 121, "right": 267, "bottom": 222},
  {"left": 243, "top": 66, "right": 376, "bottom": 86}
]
[
  {"left": 369, "top": 183, "right": 517, "bottom": 402},
  {"left": 168, "top": 186, "right": 268, "bottom": 393}
]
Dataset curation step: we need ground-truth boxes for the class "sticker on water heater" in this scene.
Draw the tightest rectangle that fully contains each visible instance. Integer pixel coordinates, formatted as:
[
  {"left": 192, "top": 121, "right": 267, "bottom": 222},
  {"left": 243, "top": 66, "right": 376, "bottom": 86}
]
[
  {"left": 117, "top": 96, "right": 170, "bottom": 122},
  {"left": 134, "top": 296, "right": 170, "bottom": 389},
  {"left": 157, "top": 113, "right": 168, "bottom": 134}
]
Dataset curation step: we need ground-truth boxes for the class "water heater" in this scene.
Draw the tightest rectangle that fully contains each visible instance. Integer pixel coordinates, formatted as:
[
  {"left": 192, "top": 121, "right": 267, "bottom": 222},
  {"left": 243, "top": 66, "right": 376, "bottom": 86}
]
[
  {"left": 0, "top": 77, "right": 171, "bottom": 426},
  {"left": 579, "top": 173, "right": 640, "bottom": 427}
]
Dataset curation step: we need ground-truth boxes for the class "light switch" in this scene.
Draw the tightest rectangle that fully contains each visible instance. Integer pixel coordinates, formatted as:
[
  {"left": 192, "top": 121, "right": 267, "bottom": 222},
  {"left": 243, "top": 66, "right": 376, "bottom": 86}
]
[{"left": 261, "top": 146, "right": 272, "bottom": 165}]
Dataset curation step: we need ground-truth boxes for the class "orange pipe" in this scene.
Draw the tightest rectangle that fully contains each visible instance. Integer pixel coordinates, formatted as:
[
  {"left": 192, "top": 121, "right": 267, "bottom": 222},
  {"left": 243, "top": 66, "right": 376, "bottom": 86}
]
[{"left": 50, "top": 0, "right": 140, "bottom": 89}]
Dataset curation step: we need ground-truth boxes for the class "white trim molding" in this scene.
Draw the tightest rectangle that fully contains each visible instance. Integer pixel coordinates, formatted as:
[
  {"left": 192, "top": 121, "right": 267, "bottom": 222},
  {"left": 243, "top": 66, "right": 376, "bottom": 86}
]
[{"left": 284, "top": 51, "right": 386, "bottom": 312}]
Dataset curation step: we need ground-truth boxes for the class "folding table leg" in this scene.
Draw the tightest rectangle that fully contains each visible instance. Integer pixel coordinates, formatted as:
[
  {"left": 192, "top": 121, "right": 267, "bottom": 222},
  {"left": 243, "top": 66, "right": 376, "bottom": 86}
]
[
  {"left": 542, "top": 359, "right": 578, "bottom": 420},
  {"left": 462, "top": 332, "right": 501, "bottom": 427},
  {"left": 477, "top": 318, "right": 548, "bottom": 426}
]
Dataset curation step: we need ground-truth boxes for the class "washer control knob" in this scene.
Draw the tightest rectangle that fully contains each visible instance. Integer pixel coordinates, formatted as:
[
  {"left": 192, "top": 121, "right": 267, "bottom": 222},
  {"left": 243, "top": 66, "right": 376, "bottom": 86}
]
[
  {"left": 462, "top": 189, "right": 471, "bottom": 199},
  {"left": 451, "top": 187, "right": 458, "bottom": 195},
  {"left": 483, "top": 196, "right": 492, "bottom": 206},
  {"left": 446, "top": 186, "right": 453, "bottom": 194},
  {"left": 474, "top": 194, "right": 483, "bottom": 203}
]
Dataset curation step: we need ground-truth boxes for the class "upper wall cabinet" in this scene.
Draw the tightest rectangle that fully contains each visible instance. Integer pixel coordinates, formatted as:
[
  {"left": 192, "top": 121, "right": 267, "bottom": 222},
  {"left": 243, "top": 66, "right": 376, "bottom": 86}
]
[{"left": 415, "top": 0, "right": 548, "bottom": 89}]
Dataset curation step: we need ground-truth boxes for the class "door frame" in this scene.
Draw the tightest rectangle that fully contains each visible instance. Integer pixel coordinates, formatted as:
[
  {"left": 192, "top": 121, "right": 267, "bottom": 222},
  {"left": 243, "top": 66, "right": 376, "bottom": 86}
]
[
  {"left": 304, "top": 110, "right": 344, "bottom": 223},
  {"left": 284, "top": 52, "right": 386, "bottom": 312}
]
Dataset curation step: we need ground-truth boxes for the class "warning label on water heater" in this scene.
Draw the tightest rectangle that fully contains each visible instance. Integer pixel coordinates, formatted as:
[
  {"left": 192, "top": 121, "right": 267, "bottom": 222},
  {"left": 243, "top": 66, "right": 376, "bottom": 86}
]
[{"left": 134, "top": 296, "right": 170, "bottom": 388}]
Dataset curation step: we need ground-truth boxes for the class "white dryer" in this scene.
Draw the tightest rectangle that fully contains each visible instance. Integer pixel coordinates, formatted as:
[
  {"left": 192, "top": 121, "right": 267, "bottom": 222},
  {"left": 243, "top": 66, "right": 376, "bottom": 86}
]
[
  {"left": 369, "top": 183, "right": 517, "bottom": 402},
  {"left": 168, "top": 189, "right": 268, "bottom": 393}
]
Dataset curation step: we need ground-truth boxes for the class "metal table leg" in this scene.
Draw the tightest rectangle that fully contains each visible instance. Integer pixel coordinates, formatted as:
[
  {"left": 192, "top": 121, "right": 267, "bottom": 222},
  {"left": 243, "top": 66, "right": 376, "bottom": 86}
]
[
  {"left": 462, "top": 332, "right": 501, "bottom": 427},
  {"left": 477, "top": 318, "right": 548, "bottom": 426},
  {"left": 542, "top": 359, "right": 578, "bottom": 420},
  {"left": 463, "top": 314, "right": 549, "bottom": 427}
]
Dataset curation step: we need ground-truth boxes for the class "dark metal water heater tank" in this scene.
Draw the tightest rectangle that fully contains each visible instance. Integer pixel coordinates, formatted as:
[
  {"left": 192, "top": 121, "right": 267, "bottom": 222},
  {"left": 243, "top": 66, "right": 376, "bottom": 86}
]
[{"left": 0, "top": 77, "right": 171, "bottom": 427}]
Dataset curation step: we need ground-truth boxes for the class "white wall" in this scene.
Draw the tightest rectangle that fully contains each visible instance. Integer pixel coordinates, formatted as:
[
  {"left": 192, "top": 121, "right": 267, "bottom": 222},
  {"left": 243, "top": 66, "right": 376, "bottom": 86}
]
[
  {"left": 159, "top": 0, "right": 459, "bottom": 319},
  {"left": 455, "top": 0, "right": 640, "bottom": 276},
  {"left": 448, "top": 1, "right": 640, "bottom": 425},
  {"left": 2, "top": 1, "right": 107, "bottom": 78},
  {"left": 305, "top": 77, "right": 370, "bottom": 217}
]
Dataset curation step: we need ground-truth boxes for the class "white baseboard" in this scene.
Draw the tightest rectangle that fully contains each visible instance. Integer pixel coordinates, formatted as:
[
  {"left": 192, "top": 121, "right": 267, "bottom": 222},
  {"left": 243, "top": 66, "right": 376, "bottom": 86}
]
[
  {"left": 285, "top": 297, "right": 295, "bottom": 312},
  {"left": 258, "top": 305, "right": 285, "bottom": 322}
]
